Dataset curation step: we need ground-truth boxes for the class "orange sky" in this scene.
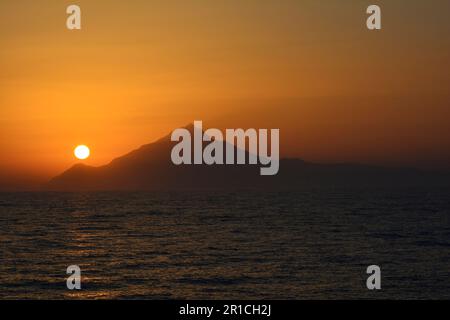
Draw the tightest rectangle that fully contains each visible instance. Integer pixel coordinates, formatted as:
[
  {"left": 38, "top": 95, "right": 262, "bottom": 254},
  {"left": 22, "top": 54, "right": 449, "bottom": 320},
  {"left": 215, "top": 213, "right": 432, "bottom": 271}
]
[{"left": 1, "top": 0, "right": 450, "bottom": 185}]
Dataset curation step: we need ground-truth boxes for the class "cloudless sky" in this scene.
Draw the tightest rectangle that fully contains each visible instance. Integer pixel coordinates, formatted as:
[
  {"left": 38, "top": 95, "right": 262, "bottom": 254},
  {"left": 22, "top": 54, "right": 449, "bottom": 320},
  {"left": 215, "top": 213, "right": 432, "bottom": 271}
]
[{"left": 1, "top": 0, "right": 449, "bottom": 186}]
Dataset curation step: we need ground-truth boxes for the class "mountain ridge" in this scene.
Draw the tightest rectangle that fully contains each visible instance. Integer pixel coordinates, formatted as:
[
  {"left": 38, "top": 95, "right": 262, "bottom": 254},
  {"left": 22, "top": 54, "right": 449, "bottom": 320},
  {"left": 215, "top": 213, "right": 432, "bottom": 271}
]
[{"left": 47, "top": 125, "right": 450, "bottom": 191}]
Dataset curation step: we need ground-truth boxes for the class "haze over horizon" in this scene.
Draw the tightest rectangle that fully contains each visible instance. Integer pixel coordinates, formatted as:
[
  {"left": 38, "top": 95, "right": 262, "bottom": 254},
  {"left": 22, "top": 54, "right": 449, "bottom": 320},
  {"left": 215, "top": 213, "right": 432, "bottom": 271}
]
[{"left": 1, "top": 0, "right": 450, "bottom": 188}]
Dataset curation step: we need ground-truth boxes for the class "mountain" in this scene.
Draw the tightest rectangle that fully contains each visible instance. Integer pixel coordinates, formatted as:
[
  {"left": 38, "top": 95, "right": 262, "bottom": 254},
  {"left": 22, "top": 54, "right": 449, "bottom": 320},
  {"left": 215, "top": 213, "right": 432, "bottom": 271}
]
[{"left": 47, "top": 125, "right": 450, "bottom": 191}]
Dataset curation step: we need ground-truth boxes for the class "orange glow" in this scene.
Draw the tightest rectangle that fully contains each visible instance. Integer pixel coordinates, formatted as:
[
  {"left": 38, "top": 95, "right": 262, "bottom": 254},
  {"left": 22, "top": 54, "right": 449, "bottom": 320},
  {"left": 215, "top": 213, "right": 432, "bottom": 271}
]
[{"left": 0, "top": 1, "right": 450, "bottom": 187}]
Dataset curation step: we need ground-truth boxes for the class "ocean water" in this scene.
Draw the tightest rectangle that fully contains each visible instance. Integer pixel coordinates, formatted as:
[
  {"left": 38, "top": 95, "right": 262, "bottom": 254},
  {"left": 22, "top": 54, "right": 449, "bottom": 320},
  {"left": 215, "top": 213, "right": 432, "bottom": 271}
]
[{"left": 0, "top": 188, "right": 449, "bottom": 299}]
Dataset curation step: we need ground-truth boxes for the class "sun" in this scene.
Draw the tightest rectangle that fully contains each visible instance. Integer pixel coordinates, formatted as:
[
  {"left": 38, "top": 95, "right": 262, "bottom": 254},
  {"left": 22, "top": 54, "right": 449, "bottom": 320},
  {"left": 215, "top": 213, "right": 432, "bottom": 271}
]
[{"left": 74, "top": 145, "right": 90, "bottom": 160}]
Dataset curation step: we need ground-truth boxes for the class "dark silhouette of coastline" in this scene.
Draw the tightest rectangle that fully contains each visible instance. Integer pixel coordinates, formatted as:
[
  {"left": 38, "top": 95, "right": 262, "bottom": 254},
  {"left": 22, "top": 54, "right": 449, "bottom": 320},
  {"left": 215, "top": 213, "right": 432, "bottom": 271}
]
[{"left": 46, "top": 125, "right": 450, "bottom": 191}]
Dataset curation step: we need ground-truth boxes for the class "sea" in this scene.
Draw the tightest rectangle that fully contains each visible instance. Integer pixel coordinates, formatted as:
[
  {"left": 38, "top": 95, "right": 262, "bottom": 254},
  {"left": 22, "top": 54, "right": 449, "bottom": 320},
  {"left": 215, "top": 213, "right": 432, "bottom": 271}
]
[{"left": 1, "top": 187, "right": 449, "bottom": 299}]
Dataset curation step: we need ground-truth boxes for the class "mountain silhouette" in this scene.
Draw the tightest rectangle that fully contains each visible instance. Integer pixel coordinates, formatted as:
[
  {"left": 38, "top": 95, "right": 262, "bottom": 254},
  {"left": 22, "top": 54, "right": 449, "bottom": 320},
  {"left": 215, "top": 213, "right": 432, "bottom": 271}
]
[{"left": 47, "top": 124, "right": 450, "bottom": 191}]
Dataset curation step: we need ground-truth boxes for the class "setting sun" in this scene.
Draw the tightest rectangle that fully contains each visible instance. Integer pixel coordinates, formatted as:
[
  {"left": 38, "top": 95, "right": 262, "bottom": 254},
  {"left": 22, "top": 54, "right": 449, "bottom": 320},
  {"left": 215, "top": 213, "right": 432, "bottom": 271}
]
[{"left": 74, "top": 145, "right": 90, "bottom": 160}]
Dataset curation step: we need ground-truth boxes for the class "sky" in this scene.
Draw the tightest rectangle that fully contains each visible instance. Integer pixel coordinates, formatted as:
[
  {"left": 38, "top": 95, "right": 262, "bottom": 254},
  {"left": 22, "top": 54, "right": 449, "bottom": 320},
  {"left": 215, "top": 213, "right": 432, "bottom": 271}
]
[{"left": 1, "top": 0, "right": 450, "bottom": 187}]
